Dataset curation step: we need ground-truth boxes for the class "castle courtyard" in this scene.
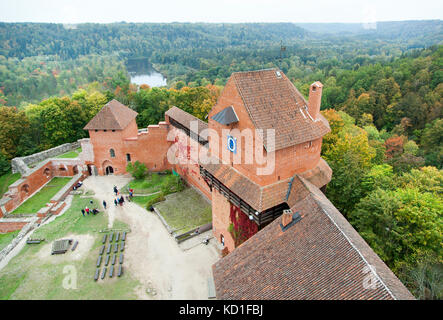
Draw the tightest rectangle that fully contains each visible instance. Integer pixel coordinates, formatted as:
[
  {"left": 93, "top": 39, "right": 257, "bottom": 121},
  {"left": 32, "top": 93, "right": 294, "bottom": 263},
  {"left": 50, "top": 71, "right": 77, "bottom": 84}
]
[
  {"left": 81, "top": 174, "right": 220, "bottom": 299},
  {"left": 0, "top": 174, "right": 220, "bottom": 300}
]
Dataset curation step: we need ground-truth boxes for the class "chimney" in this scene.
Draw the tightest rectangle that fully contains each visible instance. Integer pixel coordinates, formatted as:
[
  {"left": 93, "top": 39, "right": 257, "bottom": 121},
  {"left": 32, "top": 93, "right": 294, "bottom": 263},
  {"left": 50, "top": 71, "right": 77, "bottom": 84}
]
[
  {"left": 307, "top": 81, "right": 323, "bottom": 120},
  {"left": 281, "top": 209, "right": 293, "bottom": 228},
  {"left": 280, "top": 209, "right": 302, "bottom": 231}
]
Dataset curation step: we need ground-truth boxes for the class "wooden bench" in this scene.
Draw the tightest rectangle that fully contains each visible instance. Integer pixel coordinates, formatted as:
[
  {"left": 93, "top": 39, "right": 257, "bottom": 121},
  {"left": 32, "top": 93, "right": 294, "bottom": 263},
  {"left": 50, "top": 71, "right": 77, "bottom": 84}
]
[
  {"left": 101, "top": 267, "right": 107, "bottom": 279},
  {"left": 117, "top": 265, "right": 123, "bottom": 277},
  {"left": 94, "top": 268, "right": 100, "bottom": 281},
  {"left": 71, "top": 241, "right": 78, "bottom": 251},
  {"left": 102, "top": 234, "right": 107, "bottom": 244},
  {"left": 96, "top": 256, "right": 102, "bottom": 267}
]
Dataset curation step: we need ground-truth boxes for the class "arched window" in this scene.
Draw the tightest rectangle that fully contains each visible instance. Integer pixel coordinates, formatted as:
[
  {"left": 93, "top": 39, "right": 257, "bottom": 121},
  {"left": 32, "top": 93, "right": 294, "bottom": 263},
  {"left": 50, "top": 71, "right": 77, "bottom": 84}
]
[{"left": 110, "top": 149, "right": 115, "bottom": 158}]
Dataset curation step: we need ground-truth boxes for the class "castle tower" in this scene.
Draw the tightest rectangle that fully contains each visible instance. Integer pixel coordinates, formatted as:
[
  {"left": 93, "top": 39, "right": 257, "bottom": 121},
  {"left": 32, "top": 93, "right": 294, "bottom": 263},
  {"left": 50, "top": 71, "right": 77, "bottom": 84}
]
[{"left": 83, "top": 99, "right": 138, "bottom": 175}]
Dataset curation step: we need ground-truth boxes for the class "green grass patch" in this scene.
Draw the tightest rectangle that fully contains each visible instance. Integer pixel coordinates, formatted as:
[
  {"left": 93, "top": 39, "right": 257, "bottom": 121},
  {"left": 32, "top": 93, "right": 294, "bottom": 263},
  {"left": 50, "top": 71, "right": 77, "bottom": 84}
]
[
  {"left": 0, "top": 230, "right": 20, "bottom": 251},
  {"left": 12, "top": 177, "right": 71, "bottom": 214},
  {"left": 123, "top": 172, "right": 177, "bottom": 194},
  {"left": 0, "top": 171, "right": 21, "bottom": 198},
  {"left": 155, "top": 188, "right": 212, "bottom": 234},
  {"left": 0, "top": 195, "right": 140, "bottom": 300},
  {"left": 56, "top": 148, "right": 82, "bottom": 159},
  {"left": 132, "top": 194, "right": 160, "bottom": 207}
]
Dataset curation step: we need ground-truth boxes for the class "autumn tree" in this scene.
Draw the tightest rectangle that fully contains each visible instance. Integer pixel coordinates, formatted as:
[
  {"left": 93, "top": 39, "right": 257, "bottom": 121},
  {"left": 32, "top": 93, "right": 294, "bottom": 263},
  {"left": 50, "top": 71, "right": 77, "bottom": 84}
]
[{"left": 0, "top": 106, "right": 30, "bottom": 159}]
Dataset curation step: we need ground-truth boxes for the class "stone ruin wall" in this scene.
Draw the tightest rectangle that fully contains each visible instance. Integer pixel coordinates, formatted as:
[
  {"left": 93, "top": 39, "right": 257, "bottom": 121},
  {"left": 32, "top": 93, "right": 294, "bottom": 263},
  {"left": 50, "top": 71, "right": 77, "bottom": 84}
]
[{"left": 11, "top": 141, "right": 80, "bottom": 175}]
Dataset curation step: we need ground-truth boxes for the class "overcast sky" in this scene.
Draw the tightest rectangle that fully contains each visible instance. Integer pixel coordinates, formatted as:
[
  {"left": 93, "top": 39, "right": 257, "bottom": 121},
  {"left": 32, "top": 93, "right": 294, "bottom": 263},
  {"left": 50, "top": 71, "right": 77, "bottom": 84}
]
[{"left": 0, "top": 0, "right": 442, "bottom": 24}]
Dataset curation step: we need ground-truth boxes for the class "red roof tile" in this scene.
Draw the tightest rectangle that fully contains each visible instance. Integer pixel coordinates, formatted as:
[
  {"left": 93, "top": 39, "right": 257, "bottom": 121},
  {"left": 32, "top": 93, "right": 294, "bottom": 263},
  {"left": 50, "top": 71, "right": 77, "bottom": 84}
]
[
  {"left": 165, "top": 106, "right": 209, "bottom": 138},
  {"left": 231, "top": 69, "right": 330, "bottom": 151},
  {"left": 212, "top": 177, "right": 415, "bottom": 300}
]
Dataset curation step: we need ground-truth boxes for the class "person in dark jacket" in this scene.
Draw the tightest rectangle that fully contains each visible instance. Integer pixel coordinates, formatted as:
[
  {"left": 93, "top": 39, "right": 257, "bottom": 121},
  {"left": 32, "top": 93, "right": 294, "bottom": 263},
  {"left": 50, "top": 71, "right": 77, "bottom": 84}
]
[
  {"left": 114, "top": 198, "right": 118, "bottom": 207},
  {"left": 103, "top": 200, "right": 107, "bottom": 209},
  {"left": 81, "top": 209, "right": 85, "bottom": 217}
]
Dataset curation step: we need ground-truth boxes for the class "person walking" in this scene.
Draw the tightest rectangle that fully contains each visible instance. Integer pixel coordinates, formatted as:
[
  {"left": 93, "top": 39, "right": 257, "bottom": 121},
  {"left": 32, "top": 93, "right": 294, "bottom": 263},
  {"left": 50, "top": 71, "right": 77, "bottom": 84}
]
[
  {"left": 85, "top": 207, "right": 90, "bottom": 215},
  {"left": 103, "top": 200, "right": 107, "bottom": 210},
  {"left": 114, "top": 198, "right": 118, "bottom": 207},
  {"left": 113, "top": 186, "right": 118, "bottom": 196},
  {"left": 81, "top": 209, "right": 85, "bottom": 217}
]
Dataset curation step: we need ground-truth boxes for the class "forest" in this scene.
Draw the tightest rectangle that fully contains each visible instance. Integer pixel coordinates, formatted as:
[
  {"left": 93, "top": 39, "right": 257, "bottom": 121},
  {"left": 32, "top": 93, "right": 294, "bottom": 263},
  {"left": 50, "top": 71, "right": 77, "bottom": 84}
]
[{"left": 0, "top": 21, "right": 441, "bottom": 299}]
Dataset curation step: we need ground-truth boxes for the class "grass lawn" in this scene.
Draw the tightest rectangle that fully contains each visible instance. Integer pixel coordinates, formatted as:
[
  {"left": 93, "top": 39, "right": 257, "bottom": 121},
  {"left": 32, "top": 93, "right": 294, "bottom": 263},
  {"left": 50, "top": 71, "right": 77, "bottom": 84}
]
[
  {"left": 123, "top": 172, "right": 172, "bottom": 194},
  {"left": 0, "top": 230, "right": 20, "bottom": 251},
  {"left": 131, "top": 194, "right": 159, "bottom": 208},
  {"left": 56, "top": 148, "right": 82, "bottom": 159},
  {"left": 0, "top": 195, "right": 140, "bottom": 300},
  {"left": 154, "top": 188, "right": 212, "bottom": 234},
  {"left": 0, "top": 172, "right": 21, "bottom": 198},
  {"left": 12, "top": 177, "right": 72, "bottom": 214}
]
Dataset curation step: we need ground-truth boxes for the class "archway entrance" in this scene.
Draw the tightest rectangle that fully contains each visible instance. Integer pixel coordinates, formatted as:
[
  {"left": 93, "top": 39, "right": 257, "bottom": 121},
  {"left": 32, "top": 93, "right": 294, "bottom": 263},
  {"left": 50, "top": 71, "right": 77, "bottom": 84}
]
[
  {"left": 73, "top": 165, "right": 79, "bottom": 175},
  {"left": 105, "top": 166, "right": 114, "bottom": 175}
]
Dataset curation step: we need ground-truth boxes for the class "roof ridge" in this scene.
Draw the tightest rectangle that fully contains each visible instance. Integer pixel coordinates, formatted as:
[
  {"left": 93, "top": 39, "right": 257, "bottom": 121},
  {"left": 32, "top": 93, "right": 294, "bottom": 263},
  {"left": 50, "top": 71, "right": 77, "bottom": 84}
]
[{"left": 317, "top": 202, "right": 396, "bottom": 300}]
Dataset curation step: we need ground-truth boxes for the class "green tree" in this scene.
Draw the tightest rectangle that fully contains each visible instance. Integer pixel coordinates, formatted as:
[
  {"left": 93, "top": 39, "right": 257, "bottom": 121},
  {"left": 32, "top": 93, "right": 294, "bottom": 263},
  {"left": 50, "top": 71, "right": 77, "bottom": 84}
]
[{"left": 126, "top": 161, "right": 148, "bottom": 180}]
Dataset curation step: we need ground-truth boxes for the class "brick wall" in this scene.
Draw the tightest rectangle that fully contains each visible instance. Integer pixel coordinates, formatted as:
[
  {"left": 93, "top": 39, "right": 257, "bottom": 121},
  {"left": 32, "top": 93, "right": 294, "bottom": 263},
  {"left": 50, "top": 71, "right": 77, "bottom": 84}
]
[
  {"left": 212, "top": 188, "right": 235, "bottom": 252},
  {"left": 0, "top": 221, "right": 27, "bottom": 233}
]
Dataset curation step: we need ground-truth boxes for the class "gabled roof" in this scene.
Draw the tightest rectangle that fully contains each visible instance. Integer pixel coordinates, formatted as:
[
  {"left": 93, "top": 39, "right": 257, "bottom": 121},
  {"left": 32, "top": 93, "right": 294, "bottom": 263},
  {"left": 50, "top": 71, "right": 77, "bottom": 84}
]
[
  {"left": 211, "top": 106, "right": 239, "bottom": 125},
  {"left": 212, "top": 177, "right": 415, "bottom": 300},
  {"left": 230, "top": 69, "right": 330, "bottom": 151},
  {"left": 84, "top": 99, "right": 138, "bottom": 130}
]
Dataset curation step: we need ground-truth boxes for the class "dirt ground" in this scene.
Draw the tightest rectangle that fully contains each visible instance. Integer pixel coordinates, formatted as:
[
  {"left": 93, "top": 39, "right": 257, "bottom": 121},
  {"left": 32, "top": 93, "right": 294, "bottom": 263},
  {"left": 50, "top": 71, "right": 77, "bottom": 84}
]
[
  {"left": 81, "top": 174, "right": 220, "bottom": 300},
  {"left": 36, "top": 233, "right": 94, "bottom": 262}
]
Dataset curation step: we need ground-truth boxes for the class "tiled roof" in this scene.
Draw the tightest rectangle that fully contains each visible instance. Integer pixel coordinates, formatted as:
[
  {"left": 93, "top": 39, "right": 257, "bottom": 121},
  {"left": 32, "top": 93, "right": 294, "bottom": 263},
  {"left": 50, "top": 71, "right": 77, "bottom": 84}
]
[
  {"left": 202, "top": 158, "right": 331, "bottom": 212},
  {"left": 84, "top": 99, "right": 138, "bottom": 130},
  {"left": 212, "top": 177, "right": 415, "bottom": 300},
  {"left": 231, "top": 69, "right": 330, "bottom": 151},
  {"left": 165, "top": 106, "right": 209, "bottom": 138}
]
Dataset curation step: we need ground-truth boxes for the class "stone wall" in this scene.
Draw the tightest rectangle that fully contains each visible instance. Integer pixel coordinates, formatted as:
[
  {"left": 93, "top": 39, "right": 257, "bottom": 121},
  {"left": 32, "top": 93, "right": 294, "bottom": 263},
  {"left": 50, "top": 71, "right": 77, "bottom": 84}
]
[
  {"left": 11, "top": 142, "right": 80, "bottom": 175},
  {"left": 0, "top": 217, "right": 39, "bottom": 264}
]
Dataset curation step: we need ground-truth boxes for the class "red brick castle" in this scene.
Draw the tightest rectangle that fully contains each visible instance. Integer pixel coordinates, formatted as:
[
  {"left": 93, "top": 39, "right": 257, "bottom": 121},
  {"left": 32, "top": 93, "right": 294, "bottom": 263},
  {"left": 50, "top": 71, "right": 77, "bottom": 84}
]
[{"left": 80, "top": 69, "right": 413, "bottom": 300}]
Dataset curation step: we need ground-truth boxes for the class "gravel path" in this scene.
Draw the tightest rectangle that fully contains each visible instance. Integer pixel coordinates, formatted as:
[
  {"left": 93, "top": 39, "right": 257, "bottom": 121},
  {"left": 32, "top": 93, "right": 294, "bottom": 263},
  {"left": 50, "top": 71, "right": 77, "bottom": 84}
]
[{"left": 82, "top": 175, "right": 220, "bottom": 300}]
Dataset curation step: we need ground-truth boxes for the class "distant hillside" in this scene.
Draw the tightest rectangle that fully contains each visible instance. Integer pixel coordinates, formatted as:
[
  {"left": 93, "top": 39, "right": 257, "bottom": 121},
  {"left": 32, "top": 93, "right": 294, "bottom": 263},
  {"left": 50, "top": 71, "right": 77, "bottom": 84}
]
[
  {"left": 0, "top": 22, "right": 308, "bottom": 59},
  {"left": 297, "top": 20, "right": 443, "bottom": 36}
]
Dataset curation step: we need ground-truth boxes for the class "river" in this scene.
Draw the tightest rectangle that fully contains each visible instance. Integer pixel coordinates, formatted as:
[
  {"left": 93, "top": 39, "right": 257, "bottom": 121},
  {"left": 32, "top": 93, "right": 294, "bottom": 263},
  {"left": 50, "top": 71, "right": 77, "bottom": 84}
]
[{"left": 126, "top": 58, "right": 167, "bottom": 87}]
